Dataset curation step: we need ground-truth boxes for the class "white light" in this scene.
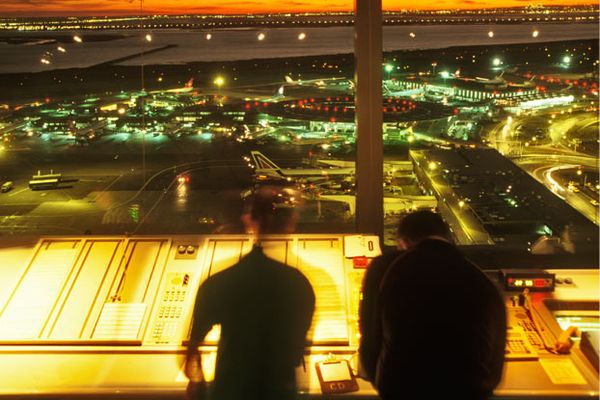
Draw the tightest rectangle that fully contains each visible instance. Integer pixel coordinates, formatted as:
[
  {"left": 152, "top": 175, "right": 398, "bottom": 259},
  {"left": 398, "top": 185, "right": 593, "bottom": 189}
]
[
  {"left": 298, "top": 32, "right": 306, "bottom": 40},
  {"left": 409, "top": 32, "right": 416, "bottom": 38},
  {"left": 73, "top": 35, "right": 83, "bottom": 43},
  {"left": 145, "top": 34, "right": 153, "bottom": 42},
  {"left": 563, "top": 55, "right": 571, "bottom": 64},
  {"left": 40, "top": 58, "right": 50, "bottom": 64},
  {"left": 57, "top": 46, "right": 66, "bottom": 53},
  {"left": 493, "top": 58, "right": 502, "bottom": 66},
  {"left": 532, "top": 30, "right": 539, "bottom": 38},
  {"left": 206, "top": 33, "right": 212, "bottom": 40},
  {"left": 258, "top": 33, "right": 266, "bottom": 41},
  {"left": 488, "top": 30, "right": 494, "bottom": 38}
]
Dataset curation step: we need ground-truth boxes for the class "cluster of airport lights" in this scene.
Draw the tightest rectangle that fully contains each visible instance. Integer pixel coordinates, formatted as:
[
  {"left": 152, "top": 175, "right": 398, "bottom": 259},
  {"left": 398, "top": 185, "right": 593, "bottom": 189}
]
[{"left": 40, "top": 27, "right": 555, "bottom": 65}]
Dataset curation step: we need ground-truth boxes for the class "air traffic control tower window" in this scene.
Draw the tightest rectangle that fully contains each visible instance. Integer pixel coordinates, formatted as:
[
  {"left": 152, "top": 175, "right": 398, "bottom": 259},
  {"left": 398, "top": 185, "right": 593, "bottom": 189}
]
[
  {"left": 379, "top": 0, "right": 599, "bottom": 257},
  {"left": 0, "top": 1, "right": 358, "bottom": 237}
]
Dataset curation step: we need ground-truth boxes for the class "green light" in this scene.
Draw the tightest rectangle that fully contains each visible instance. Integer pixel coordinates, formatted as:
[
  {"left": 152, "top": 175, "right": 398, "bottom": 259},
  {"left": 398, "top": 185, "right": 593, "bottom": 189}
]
[
  {"left": 440, "top": 71, "right": 450, "bottom": 79},
  {"left": 492, "top": 58, "right": 502, "bottom": 67},
  {"left": 384, "top": 64, "right": 394, "bottom": 73},
  {"left": 563, "top": 55, "right": 571, "bottom": 64}
]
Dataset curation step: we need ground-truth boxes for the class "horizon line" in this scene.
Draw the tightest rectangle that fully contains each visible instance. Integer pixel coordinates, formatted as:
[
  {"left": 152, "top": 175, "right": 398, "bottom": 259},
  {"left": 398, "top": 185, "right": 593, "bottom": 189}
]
[{"left": 0, "top": 3, "right": 598, "bottom": 19}]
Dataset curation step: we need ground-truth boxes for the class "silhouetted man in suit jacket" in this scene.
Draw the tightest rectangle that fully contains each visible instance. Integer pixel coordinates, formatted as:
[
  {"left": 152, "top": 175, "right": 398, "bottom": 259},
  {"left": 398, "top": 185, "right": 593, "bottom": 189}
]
[{"left": 371, "top": 211, "right": 506, "bottom": 400}]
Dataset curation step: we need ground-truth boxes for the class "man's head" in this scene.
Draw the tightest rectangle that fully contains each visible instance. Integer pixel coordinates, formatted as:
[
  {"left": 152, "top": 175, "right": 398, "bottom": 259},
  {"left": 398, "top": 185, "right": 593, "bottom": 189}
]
[
  {"left": 243, "top": 185, "right": 300, "bottom": 235},
  {"left": 396, "top": 210, "right": 452, "bottom": 250}
]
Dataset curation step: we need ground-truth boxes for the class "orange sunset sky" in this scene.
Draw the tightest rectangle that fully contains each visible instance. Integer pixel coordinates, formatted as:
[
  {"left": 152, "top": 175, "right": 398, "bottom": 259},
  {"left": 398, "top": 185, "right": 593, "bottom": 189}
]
[{"left": 0, "top": 0, "right": 596, "bottom": 16}]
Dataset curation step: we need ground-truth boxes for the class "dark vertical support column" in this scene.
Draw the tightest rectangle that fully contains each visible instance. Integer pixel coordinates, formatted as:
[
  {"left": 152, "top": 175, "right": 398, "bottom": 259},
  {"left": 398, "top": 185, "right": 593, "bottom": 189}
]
[{"left": 355, "top": 0, "right": 383, "bottom": 238}]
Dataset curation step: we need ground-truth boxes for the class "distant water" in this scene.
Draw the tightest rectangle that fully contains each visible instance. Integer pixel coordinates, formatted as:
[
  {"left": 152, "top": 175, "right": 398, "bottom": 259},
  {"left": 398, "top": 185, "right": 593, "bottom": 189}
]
[{"left": 0, "top": 24, "right": 597, "bottom": 74}]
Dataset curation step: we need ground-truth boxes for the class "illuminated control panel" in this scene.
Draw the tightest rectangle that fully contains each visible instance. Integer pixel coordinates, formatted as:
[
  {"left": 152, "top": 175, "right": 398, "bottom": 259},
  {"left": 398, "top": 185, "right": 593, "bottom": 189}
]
[
  {"left": 501, "top": 269, "right": 555, "bottom": 292},
  {"left": 0, "top": 237, "right": 597, "bottom": 399}
]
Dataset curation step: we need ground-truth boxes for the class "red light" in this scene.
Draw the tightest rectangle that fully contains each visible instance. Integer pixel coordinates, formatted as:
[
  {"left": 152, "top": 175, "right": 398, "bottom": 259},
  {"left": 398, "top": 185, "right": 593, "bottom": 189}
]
[
  {"left": 353, "top": 257, "right": 369, "bottom": 269},
  {"left": 533, "top": 279, "right": 547, "bottom": 288}
]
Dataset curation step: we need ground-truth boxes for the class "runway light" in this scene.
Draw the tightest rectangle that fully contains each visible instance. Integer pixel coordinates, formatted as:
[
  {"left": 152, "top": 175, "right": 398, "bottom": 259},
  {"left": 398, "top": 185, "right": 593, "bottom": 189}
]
[
  {"left": 298, "top": 32, "right": 306, "bottom": 40},
  {"left": 488, "top": 30, "right": 494, "bottom": 38},
  {"left": 213, "top": 76, "right": 225, "bottom": 87},
  {"left": 73, "top": 35, "right": 83, "bottom": 43},
  {"left": 206, "top": 33, "right": 212, "bottom": 40},
  {"left": 532, "top": 30, "right": 539, "bottom": 38},
  {"left": 258, "top": 33, "right": 266, "bottom": 41},
  {"left": 145, "top": 34, "right": 153, "bottom": 42}
]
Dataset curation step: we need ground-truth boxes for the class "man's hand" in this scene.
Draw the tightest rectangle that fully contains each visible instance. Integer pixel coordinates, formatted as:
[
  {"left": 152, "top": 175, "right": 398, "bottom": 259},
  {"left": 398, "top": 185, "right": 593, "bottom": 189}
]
[
  {"left": 186, "top": 380, "right": 207, "bottom": 400},
  {"left": 184, "top": 351, "right": 207, "bottom": 399},
  {"left": 184, "top": 351, "right": 204, "bottom": 382}
]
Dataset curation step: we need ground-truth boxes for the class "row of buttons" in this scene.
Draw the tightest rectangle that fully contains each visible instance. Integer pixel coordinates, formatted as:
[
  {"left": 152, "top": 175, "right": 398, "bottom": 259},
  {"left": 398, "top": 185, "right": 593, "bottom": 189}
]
[
  {"left": 162, "top": 290, "right": 187, "bottom": 302},
  {"left": 506, "top": 339, "right": 533, "bottom": 354},
  {"left": 555, "top": 277, "right": 574, "bottom": 285},
  {"left": 177, "top": 245, "right": 197, "bottom": 255},
  {"left": 158, "top": 305, "right": 183, "bottom": 318}
]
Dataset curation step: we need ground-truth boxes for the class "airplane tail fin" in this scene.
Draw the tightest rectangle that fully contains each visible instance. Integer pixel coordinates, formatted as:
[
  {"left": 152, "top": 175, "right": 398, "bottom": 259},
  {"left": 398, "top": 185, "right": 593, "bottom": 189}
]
[
  {"left": 284, "top": 76, "right": 295, "bottom": 84},
  {"left": 250, "top": 151, "right": 281, "bottom": 173},
  {"left": 185, "top": 78, "right": 194, "bottom": 88}
]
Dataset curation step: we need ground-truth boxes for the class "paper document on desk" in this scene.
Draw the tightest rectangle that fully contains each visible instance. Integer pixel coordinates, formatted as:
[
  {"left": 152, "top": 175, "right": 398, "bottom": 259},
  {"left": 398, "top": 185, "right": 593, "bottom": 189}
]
[{"left": 539, "top": 358, "right": 586, "bottom": 385}]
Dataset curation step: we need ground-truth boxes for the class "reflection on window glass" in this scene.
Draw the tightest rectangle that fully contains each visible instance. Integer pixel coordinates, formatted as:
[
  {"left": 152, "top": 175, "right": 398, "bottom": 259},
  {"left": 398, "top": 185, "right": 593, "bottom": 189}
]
[
  {"left": 380, "top": 2, "right": 599, "bottom": 254},
  {"left": 0, "top": 1, "right": 359, "bottom": 236}
]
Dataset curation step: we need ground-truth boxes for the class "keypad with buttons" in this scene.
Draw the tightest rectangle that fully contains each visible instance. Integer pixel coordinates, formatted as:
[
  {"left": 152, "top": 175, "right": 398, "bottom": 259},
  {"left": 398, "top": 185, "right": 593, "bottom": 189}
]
[{"left": 150, "top": 273, "right": 191, "bottom": 344}]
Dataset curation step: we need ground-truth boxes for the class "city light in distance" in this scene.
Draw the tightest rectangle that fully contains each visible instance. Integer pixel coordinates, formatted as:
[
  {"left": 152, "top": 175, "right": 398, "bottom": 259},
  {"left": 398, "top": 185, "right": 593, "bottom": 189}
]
[
  {"left": 40, "top": 58, "right": 51, "bottom": 64},
  {"left": 57, "top": 46, "right": 66, "bottom": 53},
  {"left": 298, "top": 32, "right": 306, "bottom": 40},
  {"left": 73, "top": 35, "right": 83, "bottom": 43},
  {"left": 214, "top": 76, "right": 225, "bottom": 87},
  {"left": 409, "top": 32, "right": 416, "bottom": 38},
  {"left": 440, "top": 70, "right": 450, "bottom": 78},
  {"left": 488, "top": 30, "right": 494, "bottom": 38},
  {"left": 532, "top": 30, "right": 539, "bottom": 38},
  {"left": 428, "top": 161, "right": 438, "bottom": 170},
  {"left": 493, "top": 57, "right": 502, "bottom": 66},
  {"left": 145, "top": 34, "right": 153, "bottom": 42},
  {"left": 257, "top": 33, "right": 266, "bottom": 41},
  {"left": 206, "top": 33, "right": 212, "bottom": 40},
  {"left": 563, "top": 55, "right": 572, "bottom": 64}
]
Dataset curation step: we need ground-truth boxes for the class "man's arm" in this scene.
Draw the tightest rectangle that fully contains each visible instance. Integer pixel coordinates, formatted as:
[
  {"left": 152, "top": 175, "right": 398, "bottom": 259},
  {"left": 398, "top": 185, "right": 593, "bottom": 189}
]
[{"left": 185, "top": 280, "right": 218, "bottom": 381}]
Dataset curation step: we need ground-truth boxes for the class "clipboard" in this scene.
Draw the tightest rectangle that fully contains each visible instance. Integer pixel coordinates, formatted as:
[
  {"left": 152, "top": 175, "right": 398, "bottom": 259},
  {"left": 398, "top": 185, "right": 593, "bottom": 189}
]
[{"left": 315, "top": 358, "right": 359, "bottom": 394}]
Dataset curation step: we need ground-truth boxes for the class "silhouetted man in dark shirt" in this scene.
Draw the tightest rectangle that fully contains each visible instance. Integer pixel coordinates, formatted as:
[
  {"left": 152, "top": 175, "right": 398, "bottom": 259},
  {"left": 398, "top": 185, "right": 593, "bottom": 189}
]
[
  {"left": 358, "top": 247, "right": 402, "bottom": 382},
  {"left": 185, "top": 186, "right": 315, "bottom": 400},
  {"left": 373, "top": 211, "right": 506, "bottom": 400}
]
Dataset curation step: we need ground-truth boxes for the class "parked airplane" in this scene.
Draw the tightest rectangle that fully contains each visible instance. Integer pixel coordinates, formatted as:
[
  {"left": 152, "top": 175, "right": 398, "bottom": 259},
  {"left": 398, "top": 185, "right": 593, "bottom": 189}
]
[
  {"left": 249, "top": 151, "right": 354, "bottom": 180},
  {"left": 284, "top": 76, "right": 355, "bottom": 90}
]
